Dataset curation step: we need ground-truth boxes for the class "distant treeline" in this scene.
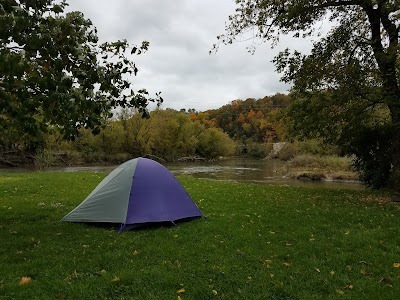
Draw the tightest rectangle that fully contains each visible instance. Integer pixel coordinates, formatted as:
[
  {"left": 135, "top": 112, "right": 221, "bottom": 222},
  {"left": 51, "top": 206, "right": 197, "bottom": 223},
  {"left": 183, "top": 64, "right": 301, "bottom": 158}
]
[
  {"left": 0, "top": 93, "right": 336, "bottom": 167},
  {"left": 31, "top": 109, "right": 237, "bottom": 167}
]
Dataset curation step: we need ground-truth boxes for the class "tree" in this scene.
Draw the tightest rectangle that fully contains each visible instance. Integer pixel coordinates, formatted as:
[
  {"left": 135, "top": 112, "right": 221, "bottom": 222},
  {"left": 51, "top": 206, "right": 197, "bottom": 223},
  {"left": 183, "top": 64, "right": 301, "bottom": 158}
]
[
  {"left": 118, "top": 109, "right": 154, "bottom": 157},
  {"left": 197, "top": 128, "right": 236, "bottom": 159},
  {"left": 0, "top": 0, "right": 161, "bottom": 148},
  {"left": 216, "top": 0, "right": 399, "bottom": 190}
]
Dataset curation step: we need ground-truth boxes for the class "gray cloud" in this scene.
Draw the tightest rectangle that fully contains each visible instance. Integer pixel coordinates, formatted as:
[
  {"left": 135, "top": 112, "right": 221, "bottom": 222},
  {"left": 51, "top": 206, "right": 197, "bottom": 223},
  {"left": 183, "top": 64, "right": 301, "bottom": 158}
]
[{"left": 66, "top": 0, "right": 308, "bottom": 111}]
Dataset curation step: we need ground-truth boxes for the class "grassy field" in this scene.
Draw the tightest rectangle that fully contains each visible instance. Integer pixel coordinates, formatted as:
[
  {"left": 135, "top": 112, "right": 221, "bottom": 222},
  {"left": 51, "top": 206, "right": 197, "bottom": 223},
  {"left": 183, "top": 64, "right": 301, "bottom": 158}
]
[{"left": 0, "top": 172, "right": 400, "bottom": 299}]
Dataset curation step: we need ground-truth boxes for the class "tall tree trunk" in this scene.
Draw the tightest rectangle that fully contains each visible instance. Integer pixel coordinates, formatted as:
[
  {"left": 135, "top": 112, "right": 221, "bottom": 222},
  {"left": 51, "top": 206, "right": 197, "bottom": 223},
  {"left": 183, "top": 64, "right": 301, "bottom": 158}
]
[
  {"left": 390, "top": 109, "right": 400, "bottom": 195},
  {"left": 364, "top": 5, "right": 399, "bottom": 193}
]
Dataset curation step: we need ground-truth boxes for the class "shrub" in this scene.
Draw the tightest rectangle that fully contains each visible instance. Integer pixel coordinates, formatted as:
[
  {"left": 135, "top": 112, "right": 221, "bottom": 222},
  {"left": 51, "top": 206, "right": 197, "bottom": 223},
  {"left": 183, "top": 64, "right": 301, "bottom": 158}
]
[
  {"left": 34, "top": 149, "right": 57, "bottom": 168},
  {"left": 109, "top": 153, "right": 132, "bottom": 164},
  {"left": 274, "top": 143, "right": 298, "bottom": 161},
  {"left": 345, "top": 125, "right": 392, "bottom": 189},
  {"left": 297, "top": 139, "right": 339, "bottom": 156},
  {"left": 288, "top": 155, "right": 353, "bottom": 172},
  {"left": 247, "top": 142, "right": 272, "bottom": 158},
  {"left": 81, "top": 151, "right": 107, "bottom": 164},
  {"left": 62, "top": 150, "right": 84, "bottom": 165}
]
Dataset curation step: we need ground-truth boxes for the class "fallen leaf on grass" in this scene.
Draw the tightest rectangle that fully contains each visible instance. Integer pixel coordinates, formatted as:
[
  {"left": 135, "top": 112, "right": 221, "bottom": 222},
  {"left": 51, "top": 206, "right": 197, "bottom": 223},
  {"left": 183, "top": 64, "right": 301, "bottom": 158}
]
[
  {"left": 315, "top": 268, "right": 320, "bottom": 273},
  {"left": 264, "top": 260, "right": 273, "bottom": 264},
  {"left": 378, "top": 277, "right": 393, "bottom": 287},
  {"left": 336, "top": 289, "right": 344, "bottom": 294},
  {"left": 19, "top": 277, "right": 32, "bottom": 285},
  {"left": 262, "top": 259, "right": 273, "bottom": 267},
  {"left": 283, "top": 262, "right": 291, "bottom": 267},
  {"left": 344, "top": 284, "right": 353, "bottom": 290},
  {"left": 393, "top": 263, "right": 400, "bottom": 268},
  {"left": 177, "top": 296, "right": 182, "bottom": 300},
  {"left": 111, "top": 276, "right": 120, "bottom": 282},
  {"left": 176, "top": 288, "right": 185, "bottom": 294}
]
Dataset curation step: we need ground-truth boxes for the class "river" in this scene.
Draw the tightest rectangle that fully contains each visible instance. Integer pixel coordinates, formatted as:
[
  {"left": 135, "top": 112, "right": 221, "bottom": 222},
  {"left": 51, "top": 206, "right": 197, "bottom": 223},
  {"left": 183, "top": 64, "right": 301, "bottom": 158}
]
[{"left": 0, "top": 158, "right": 363, "bottom": 190}]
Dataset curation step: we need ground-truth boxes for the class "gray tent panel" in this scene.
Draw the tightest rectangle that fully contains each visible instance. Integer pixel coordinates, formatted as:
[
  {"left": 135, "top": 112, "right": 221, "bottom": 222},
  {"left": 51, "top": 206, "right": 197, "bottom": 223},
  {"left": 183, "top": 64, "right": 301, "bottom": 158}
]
[{"left": 62, "top": 159, "right": 138, "bottom": 223}]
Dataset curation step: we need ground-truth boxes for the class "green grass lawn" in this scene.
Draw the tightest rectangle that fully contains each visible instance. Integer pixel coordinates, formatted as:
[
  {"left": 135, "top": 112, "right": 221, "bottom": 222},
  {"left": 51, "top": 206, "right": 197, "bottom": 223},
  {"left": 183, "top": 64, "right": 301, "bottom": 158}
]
[{"left": 0, "top": 172, "right": 400, "bottom": 299}]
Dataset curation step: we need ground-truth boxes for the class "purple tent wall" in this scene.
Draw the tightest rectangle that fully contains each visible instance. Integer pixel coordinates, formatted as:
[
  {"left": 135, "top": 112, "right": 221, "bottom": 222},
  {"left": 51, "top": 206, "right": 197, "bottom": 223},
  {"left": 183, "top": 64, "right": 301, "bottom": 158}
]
[{"left": 124, "top": 158, "right": 202, "bottom": 225}]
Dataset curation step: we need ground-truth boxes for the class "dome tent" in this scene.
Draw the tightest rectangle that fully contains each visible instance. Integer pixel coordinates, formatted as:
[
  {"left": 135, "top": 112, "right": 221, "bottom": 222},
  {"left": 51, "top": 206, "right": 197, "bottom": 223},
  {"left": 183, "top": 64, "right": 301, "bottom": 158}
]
[{"left": 62, "top": 158, "right": 203, "bottom": 230}]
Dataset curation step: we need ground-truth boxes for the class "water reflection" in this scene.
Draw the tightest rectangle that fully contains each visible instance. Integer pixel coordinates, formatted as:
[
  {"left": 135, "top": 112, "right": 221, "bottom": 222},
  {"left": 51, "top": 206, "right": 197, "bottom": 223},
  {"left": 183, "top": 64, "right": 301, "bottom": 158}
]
[
  {"left": 0, "top": 158, "right": 363, "bottom": 190},
  {"left": 167, "top": 159, "right": 363, "bottom": 191}
]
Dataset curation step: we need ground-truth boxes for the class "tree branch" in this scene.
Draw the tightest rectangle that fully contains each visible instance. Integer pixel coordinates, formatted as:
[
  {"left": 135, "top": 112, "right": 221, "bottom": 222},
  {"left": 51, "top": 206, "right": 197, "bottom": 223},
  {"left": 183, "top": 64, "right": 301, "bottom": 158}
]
[
  {"left": 313, "top": 0, "right": 362, "bottom": 10},
  {"left": 363, "top": 5, "right": 385, "bottom": 60},
  {"left": 379, "top": 4, "right": 399, "bottom": 48},
  {"left": 4, "top": 45, "right": 24, "bottom": 50},
  {"left": 2, "top": 45, "right": 37, "bottom": 52}
]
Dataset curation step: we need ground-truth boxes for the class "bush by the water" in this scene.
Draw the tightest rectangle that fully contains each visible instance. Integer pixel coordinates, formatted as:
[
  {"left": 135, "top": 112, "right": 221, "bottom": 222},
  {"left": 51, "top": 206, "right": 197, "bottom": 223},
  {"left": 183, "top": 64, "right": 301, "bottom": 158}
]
[
  {"left": 272, "top": 139, "right": 340, "bottom": 161},
  {"left": 237, "top": 139, "right": 273, "bottom": 158},
  {"left": 288, "top": 155, "right": 353, "bottom": 171},
  {"left": 282, "top": 155, "right": 358, "bottom": 181}
]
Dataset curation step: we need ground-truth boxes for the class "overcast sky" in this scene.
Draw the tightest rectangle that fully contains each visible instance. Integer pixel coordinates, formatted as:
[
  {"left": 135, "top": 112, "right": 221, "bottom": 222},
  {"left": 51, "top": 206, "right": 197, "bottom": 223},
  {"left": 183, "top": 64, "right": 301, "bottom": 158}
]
[{"left": 66, "top": 0, "right": 313, "bottom": 111}]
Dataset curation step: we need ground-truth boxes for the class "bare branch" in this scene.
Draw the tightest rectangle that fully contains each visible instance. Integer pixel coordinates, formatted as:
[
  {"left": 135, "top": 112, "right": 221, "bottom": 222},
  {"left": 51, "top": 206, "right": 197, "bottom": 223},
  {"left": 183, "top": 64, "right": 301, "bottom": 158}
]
[{"left": 313, "top": 0, "right": 362, "bottom": 10}]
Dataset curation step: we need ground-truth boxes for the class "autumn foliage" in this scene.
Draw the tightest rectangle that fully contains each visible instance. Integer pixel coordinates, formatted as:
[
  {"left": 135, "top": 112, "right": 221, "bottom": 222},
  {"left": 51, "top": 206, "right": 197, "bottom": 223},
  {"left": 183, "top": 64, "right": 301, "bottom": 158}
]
[{"left": 190, "top": 94, "right": 291, "bottom": 144}]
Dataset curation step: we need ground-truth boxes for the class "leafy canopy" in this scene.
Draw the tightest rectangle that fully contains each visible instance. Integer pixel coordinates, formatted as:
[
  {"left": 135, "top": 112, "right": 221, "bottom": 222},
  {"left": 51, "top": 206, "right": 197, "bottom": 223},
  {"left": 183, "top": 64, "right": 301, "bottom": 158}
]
[
  {"left": 216, "top": 0, "right": 399, "bottom": 97},
  {"left": 216, "top": 0, "right": 399, "bottom": 189},
  {"left": 0, "top": 0, "right": 162, "bottom": 139}
]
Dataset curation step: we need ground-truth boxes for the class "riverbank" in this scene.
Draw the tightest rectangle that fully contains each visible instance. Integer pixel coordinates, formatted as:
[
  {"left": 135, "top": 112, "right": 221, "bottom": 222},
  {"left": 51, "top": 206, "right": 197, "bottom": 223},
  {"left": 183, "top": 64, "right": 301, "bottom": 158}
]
[
  {"left": 279, "top": 155, "right": 359, "bottom": 182},
  {"left": 0, "top": 156, "right": 362, "bottom": 191},
  {"left": 1, "top": 153, "right": 359, "bottom": 184},
  {"left": 1, "top": 172, "right": 399, "bottom": 299}
]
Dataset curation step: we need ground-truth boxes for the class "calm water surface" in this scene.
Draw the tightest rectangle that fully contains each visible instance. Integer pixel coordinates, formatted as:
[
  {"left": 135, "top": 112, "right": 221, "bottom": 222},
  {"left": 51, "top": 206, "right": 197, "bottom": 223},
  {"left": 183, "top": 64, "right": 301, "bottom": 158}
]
[{"left": 0, "top": 158, "right": 363, "bottom": 190}]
